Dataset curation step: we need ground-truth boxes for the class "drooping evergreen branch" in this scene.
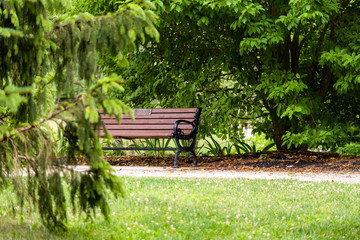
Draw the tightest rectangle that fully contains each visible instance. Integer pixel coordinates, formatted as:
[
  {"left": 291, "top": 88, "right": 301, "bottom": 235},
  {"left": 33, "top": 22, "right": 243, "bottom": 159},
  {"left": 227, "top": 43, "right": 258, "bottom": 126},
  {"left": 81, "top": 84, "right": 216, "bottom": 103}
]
[
  {"left": 0, "top": 0, "right": 159, "bottom": 231},
  {"left": 0, "top": 102, "right": 76, "bottom": 143}
]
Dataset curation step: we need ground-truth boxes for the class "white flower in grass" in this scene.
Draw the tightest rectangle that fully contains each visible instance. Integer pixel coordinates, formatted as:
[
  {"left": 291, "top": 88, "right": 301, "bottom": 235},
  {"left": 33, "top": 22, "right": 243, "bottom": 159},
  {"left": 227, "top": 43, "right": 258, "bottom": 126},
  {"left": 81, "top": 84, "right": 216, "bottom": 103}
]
[
  {"left": 282, "top": 216, "right": 286, "bottom": 220},
  {"left": 170, "top": 225, "right": 176, "bottom": 231}
]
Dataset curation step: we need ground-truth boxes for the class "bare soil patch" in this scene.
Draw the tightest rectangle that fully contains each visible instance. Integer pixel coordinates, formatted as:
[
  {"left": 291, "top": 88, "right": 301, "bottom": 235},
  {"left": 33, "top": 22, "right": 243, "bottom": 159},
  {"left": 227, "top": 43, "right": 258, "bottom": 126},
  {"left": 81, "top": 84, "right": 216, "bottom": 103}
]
[{"left": 104, "top": 151, "right": 360, "bottom": 173}]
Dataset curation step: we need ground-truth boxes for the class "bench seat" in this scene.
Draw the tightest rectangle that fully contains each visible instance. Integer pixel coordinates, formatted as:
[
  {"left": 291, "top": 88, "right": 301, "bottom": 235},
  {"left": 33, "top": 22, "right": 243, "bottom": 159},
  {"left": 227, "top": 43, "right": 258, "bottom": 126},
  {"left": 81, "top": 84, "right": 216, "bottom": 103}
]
[{"left": 98, "top": 108, "right": 201, "bottom": 167}]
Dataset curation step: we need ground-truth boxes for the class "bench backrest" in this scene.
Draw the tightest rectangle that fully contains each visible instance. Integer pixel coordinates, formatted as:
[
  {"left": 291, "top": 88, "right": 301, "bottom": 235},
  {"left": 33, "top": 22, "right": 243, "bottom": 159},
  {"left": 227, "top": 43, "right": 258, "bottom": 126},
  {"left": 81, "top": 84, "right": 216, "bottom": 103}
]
[{"left": 99, "top": 108, "right": 200, "bottom": 139}]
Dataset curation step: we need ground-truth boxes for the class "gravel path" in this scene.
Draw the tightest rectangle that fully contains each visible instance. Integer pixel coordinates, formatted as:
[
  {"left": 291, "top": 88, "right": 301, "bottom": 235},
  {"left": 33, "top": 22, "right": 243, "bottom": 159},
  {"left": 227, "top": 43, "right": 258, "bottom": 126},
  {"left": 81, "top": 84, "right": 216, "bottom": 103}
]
[{"left": 73, "top": 166, "right": 360, "bottom": 184}]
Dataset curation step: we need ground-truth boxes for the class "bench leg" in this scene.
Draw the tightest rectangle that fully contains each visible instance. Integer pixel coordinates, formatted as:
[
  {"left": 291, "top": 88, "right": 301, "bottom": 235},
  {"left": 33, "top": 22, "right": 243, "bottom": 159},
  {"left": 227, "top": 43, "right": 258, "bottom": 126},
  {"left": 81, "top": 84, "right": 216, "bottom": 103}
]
[
  {"left": 173, "top": 150, "right": 182, "bottom": 168},
  {"left": 190, "top": 150, "right": 198, "bottom": 167}
]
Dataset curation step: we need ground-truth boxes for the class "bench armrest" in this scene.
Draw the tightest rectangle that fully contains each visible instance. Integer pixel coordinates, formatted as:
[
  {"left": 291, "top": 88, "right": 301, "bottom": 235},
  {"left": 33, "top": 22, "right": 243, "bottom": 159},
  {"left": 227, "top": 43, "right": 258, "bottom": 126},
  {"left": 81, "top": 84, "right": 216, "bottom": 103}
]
[{"left": 172, "top": 120, "right": 196, "bottom": 139}]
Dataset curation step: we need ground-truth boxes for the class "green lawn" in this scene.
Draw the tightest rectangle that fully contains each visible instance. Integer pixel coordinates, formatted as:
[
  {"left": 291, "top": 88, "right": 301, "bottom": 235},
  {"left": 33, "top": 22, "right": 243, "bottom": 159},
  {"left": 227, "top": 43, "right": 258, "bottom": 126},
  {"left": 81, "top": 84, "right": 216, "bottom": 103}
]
[{"left": 1, "top": 177, "right": 359, "bottom": 239}]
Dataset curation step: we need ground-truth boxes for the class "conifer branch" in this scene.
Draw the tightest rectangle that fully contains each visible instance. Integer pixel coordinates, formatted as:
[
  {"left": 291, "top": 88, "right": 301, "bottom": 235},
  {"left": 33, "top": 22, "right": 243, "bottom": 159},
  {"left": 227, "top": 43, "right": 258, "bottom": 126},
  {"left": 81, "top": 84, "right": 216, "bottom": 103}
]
[{"left": 0, "top": 102, "right": 77, "bottom": 143}]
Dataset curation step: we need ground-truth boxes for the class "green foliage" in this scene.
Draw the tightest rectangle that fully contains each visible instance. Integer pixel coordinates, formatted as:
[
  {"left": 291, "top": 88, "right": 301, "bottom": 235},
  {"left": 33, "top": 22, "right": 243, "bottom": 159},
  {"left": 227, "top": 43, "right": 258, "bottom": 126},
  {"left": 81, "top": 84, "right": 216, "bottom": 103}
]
[
  {"left": 141, "top": 138, "right": 174, "bottom": 157},
  {"left": 73, "top": 161, "right": 125, "bottom": 221},
  {"left": 107, "top": 0, "right": 360, "bottom": 150},
  {"left": 233, "top": 140, "right": 257, "bottom": 154},
  {"left": 0, "top": 85, "right": 31, "bottom": 114},
  {"left": 102, "top": 140, "right": 127, "bottom": 157},
  {"left": 203, "top": 135, "right": 276, "bottom": 156},
  {"left": 281, "top": 123, "right": 358, "bottom": 150},
  {"left": 0, "top": 0, "right": 158, "bottom": 231},
  {"left": 204, "top": 136, "right": 233, "bottom": 156},
  {"left": 54, "top": 127, "right": 69, "bottom": 157},
  {"left": 232, "top": 139, "right": 276, "bottom": 154},
  {"left": 335, "top": 142, "right": 360, "bottom": 157}
]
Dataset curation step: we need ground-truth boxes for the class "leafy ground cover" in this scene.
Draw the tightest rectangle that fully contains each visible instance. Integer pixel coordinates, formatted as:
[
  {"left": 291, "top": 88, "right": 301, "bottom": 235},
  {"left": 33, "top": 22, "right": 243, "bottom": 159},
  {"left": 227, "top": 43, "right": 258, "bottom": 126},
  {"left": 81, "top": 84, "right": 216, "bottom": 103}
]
[
  {"left": 1, "top": 177, "right": 359, "bottom": 239},
  {"left": 105, "top": 151, "right": 360, "bottom": 173}
]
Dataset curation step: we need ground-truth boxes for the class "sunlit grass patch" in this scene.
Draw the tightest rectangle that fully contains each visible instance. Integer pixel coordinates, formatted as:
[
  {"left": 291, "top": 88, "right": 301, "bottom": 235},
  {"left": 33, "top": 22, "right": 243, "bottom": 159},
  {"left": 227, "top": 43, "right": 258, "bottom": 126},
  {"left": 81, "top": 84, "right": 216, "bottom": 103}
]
[{"left": 1, "top": 177, "right": 360, "bottom": 239}]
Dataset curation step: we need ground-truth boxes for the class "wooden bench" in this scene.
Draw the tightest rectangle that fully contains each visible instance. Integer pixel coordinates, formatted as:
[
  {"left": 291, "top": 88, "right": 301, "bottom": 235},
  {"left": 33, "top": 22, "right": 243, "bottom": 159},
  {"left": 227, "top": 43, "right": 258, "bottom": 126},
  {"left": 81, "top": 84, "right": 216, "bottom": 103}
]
[{"left": 98, "top": 108, "right": 201, "bottom": 168}]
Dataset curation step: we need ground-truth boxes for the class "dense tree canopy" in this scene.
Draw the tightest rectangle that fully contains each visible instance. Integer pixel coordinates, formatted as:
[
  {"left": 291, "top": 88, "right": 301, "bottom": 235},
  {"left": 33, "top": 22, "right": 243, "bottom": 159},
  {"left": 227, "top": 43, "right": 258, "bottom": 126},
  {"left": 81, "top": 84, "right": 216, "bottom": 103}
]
[
  {"left": 110, "top": 0, "right": 360, "bottom": 150},
  {"left": 0, "top": 0, "right": 158, "bottom": 230}
]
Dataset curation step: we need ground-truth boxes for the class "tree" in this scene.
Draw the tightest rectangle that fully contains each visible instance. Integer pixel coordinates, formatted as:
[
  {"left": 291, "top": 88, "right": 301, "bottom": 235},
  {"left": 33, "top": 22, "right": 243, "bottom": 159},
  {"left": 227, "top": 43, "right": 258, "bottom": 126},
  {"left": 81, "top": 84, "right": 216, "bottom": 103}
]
[
  {"left": 0, "top": 0, "right": 158, "bottom": 230},
  {"left": 112, "top": 0, "right": 360, "bottom": 150}
]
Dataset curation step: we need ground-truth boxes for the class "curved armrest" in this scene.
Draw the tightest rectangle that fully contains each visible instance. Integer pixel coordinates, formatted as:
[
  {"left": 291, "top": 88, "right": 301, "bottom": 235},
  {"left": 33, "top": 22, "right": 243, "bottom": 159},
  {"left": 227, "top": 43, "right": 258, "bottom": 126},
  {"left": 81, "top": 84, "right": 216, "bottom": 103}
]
[{"left": 172, "top": 120, "right": 195, "bottom": 139}]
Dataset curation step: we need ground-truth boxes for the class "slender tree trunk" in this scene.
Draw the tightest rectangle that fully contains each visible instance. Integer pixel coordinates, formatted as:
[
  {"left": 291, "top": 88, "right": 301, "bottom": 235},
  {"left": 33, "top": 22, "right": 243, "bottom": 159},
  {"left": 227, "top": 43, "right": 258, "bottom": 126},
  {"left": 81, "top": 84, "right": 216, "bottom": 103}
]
[{"left": 270, "top": 113, "right": 288, "bottom": 150}]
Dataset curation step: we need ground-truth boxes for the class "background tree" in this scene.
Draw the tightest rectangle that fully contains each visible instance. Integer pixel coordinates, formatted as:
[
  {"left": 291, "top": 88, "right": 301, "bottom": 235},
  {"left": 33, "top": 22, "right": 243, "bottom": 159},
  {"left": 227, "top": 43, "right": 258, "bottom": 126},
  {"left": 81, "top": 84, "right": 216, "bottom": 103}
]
[
  {"left": 0, "top": 0, "right": 158, "bottom": 230},
  {"left": 109, "top": 0, "right": 360, "bottom": 150}
]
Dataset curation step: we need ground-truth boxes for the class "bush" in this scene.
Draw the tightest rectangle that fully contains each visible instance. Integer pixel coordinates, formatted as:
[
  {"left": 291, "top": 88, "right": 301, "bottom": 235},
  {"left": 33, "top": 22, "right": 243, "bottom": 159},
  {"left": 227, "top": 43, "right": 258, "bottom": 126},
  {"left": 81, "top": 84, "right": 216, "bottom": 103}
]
[{"left": 336, "top": 142, "right": 360, "bottom": 156}]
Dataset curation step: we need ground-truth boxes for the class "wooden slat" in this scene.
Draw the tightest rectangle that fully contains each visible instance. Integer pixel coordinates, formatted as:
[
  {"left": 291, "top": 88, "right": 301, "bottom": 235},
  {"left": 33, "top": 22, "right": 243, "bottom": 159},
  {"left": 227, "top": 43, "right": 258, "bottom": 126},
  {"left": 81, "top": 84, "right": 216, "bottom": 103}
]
[
  {"left": 102, "top": 125, "right": 193, "bottom": 130},
  {"left": 101, "top": 118, "right": 194, "bottom": 125},
  {"left": 151, "top": 108, "right": 197, "bottom": 113},
  {"left": 98, "top": 108, "right": 197, "bottom": 114},
  {"left": 103, "top": 130, "right": 192, "bottom": 136},
  {"left": 98, "top": 129, "right": 192, "bottom": 138},
  {"left": 100, "top": 113, "right": 196, "bottom": 119}
]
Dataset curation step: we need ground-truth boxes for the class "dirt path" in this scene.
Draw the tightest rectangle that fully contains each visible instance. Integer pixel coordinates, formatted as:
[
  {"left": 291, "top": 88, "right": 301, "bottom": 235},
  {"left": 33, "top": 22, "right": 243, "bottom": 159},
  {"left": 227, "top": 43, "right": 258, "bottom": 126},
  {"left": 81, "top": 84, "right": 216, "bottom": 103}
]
[{"left": 73, "top": 166, "right": 360, "bottom": 184}]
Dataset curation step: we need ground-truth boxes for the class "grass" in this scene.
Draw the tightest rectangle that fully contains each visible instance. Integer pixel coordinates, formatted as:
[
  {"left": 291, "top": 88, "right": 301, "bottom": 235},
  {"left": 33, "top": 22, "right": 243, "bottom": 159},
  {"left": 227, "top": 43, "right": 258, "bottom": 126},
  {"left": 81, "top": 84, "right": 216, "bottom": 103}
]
[{"left": 1, "top": 177, "right": 360, "bottom": 239}]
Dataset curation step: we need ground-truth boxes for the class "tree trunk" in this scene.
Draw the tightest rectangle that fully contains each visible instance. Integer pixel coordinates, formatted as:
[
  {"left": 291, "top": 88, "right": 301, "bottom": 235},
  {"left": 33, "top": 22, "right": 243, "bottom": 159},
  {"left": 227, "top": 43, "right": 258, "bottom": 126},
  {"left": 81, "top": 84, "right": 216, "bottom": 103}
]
[{"left": 270, "top": 114, "right": 288, "bottom": 150}]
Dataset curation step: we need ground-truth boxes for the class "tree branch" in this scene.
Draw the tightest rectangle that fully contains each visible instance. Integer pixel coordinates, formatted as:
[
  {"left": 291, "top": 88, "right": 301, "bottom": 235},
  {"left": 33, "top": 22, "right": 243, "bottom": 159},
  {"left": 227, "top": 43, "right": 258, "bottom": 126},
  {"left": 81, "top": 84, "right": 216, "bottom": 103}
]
[
  {"left": 230, "top": 114, "right": 267, "bottom": 120},
  {"left": 0, "top": 103, "right": 74, "bottom": 143}
]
